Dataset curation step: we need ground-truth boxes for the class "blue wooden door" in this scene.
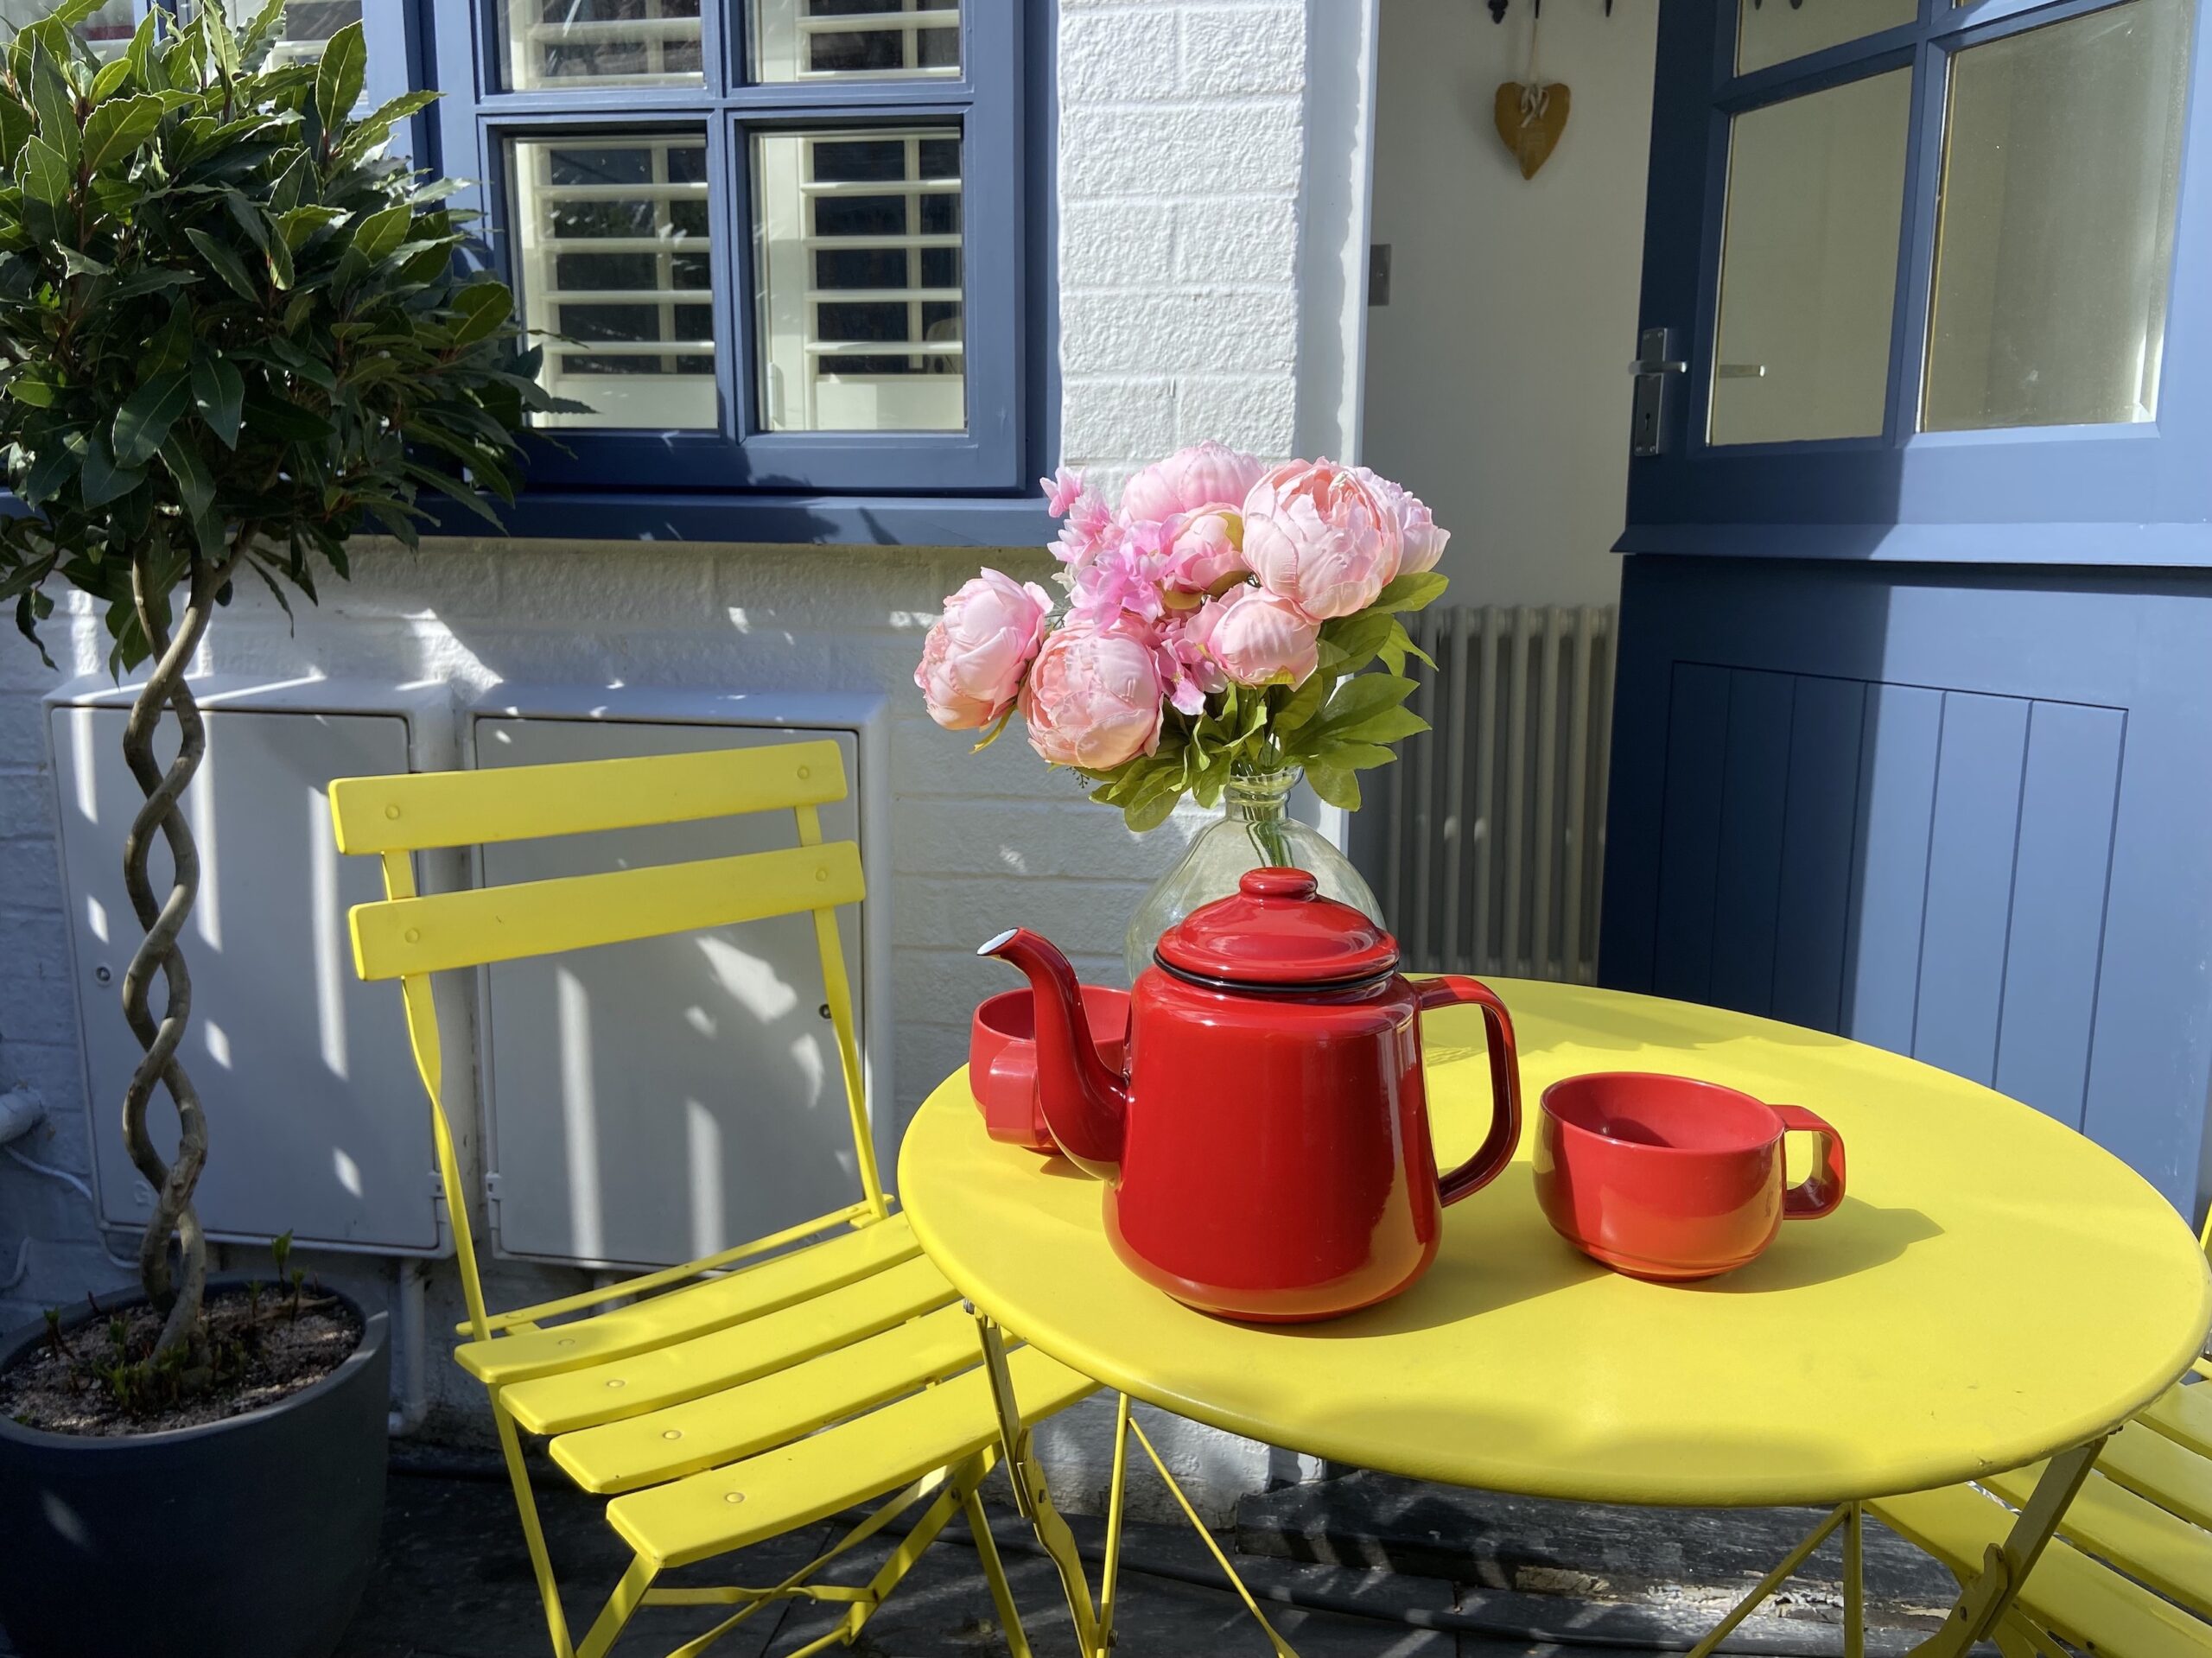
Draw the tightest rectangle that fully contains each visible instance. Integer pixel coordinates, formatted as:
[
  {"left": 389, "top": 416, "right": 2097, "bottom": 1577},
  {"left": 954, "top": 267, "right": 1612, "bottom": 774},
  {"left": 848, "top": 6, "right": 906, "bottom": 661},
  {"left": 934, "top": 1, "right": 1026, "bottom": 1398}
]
[{"left": 1604, "top": 0, "right": 2212, "bottom": 1217}]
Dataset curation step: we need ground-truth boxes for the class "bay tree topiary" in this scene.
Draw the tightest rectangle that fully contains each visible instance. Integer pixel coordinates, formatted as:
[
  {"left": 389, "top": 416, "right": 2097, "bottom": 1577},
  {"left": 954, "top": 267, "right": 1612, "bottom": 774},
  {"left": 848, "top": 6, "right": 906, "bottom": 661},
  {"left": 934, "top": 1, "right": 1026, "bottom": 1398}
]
[{"left": 0, "top": 0, "right": 558, "bottom": 1382}]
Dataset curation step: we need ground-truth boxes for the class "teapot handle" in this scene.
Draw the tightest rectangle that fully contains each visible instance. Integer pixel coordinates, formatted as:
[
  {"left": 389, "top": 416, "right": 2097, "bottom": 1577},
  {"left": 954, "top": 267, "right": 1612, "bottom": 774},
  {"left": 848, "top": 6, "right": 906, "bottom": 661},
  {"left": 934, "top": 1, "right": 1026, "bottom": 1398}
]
[{"left": 1415, "top": 976, "right": 1523, "bottom": 1206}]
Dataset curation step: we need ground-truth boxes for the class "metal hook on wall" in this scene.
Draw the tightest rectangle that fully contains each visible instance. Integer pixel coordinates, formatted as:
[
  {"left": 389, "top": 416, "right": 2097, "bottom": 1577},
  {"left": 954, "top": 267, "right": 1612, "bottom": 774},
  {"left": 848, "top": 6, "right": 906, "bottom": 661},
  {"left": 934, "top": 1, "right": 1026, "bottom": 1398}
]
[{"left": 1749, "top": 0, "right": 1808, "bottom": 10}]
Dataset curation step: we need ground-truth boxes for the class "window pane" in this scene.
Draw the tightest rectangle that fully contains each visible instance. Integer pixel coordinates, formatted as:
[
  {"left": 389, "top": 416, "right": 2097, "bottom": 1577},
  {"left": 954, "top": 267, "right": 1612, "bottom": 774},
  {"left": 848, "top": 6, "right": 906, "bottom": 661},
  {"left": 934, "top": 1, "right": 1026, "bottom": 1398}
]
[
  {"left": 1737, "top": 0, "right": 1915, "bottom": 75},
  {"left": 191, "top": 0, "right": 363, "bottom": 63},
  {"left": 753, "top": 127, "right": 965, "bottom": 433},
  {"left": 1710, "top": 71, "right": 1911, "bottom": 447},
  {"left": 509, "top": 133, "right": 718, "bottom": 430},
  {"left": 752, "top": 0, "right": 959, "bottom": 84},
  {"left": 503, "top": 0, "right": 704, "bottom": 92},
  {"left": 1923, "top": 0, "right": 2191, "bottom": 433},
  {"left": 3, "top": 1, "right": 137, "bottom": 58}
]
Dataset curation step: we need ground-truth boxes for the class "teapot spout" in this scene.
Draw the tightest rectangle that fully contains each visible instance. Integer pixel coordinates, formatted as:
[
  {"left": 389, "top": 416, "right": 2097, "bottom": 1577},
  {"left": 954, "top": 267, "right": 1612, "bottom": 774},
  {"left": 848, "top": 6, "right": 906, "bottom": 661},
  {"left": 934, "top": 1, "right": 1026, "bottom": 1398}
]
[{"left": 977, "top": 927, "right": 1126, "bottom": 1178}]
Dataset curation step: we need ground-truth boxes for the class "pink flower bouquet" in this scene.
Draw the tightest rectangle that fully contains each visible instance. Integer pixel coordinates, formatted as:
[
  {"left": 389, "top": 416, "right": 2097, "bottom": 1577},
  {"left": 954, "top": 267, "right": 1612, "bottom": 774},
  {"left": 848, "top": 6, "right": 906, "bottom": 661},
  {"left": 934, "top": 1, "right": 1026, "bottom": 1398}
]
[{"left": 916, "top": 441, "right": 1451, "bottom": 830}]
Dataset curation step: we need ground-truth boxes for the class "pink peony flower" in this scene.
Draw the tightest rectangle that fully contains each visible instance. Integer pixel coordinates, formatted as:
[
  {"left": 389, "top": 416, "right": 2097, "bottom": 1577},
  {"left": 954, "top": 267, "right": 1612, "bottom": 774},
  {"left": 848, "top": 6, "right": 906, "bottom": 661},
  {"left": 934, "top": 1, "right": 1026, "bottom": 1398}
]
[
  {"left": 1021, "top": 621, "right": 1166, "bottom": 770},
  {"left": 1240, "top": 458, "right": 1403, "bottom": 620},
  {"left": 1187, "top": 584, "right": 1321, "bottom": 688},
  {"left": 1160, "top": 505, "right": 1248, "bottom": 598},
  {"left": 1154, "top": 607, "right": 1229, "bottom": 715},
  {"left": 1064, "top": 515, "right": 1170, "bottom": 629},
  {"left": 914, "top": 569, "right": 1054, "bottom": 731},
  {"left": 1120, "top": 440, "right": 1268, "bottom": 525},
  {"left": 1042, "top": 466, "right": 1086, "bottom": 518},
  {"left": 1351, "top": 466, "right": 1448, "bottom": 575}
]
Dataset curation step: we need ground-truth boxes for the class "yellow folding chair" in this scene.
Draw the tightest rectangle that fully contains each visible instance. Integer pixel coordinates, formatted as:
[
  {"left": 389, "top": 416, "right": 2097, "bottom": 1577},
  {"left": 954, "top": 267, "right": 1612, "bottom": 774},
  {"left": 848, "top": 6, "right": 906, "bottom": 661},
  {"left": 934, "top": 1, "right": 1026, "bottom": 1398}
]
[
  {"left": 1866, "top": 1204, "right": 2212, "bottom": 1658},
  {"left": 331, "top": 739, "right": 1096, "bottom": 1658}
]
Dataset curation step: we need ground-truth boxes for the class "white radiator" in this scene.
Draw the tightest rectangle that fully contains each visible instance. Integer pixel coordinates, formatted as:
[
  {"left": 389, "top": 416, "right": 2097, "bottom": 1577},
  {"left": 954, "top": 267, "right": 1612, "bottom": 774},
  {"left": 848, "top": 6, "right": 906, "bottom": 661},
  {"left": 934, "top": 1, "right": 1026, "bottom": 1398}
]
[{"left": 1383, "top": 605, "right": 1618, "bottom": 983}]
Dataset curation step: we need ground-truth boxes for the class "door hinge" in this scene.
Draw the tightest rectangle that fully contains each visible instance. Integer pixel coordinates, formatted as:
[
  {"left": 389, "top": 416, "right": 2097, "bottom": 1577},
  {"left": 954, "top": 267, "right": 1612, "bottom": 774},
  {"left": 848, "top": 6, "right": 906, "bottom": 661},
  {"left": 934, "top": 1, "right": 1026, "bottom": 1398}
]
[{"left": 1630, "top": 327, "right": 1688, "bottom": 456}]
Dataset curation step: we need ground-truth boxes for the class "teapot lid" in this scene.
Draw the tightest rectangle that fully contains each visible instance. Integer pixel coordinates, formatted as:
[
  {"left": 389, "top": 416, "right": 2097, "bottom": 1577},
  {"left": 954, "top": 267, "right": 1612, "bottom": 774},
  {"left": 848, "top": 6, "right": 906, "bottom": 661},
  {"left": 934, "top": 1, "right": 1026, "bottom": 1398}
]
[{"left": 1154, "top": 868, "right": 1401, "bottom": 988}]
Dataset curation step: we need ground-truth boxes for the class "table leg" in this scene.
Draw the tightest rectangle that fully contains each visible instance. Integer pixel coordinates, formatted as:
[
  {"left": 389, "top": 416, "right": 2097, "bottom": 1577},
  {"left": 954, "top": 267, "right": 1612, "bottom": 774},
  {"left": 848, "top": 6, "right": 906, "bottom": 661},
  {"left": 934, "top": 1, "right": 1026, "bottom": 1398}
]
[
  {"left": 970, "top": 1308, "right": 1104, "bottom": 1656},
  {"left": 1844, "top": 1501, "right": 1865, "bottom": 1658},
  {"left": 1905, "top": 1436, "right": 2107, "bottom": 1658},
  {"left": 967, "top": 1308, "right": 1303, "bottom": 1657},
  {"left": 1686, "top": 1503, "right": 1851, "bottom": 1658}
]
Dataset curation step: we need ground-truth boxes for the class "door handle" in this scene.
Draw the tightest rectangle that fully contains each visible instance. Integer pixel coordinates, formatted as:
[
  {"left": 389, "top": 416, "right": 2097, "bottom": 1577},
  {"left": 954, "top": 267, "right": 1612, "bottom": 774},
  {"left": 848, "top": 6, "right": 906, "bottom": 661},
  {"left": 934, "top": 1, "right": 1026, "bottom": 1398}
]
[{"left": 1630, "top": 327, "right": 1684, "bottom": 456}]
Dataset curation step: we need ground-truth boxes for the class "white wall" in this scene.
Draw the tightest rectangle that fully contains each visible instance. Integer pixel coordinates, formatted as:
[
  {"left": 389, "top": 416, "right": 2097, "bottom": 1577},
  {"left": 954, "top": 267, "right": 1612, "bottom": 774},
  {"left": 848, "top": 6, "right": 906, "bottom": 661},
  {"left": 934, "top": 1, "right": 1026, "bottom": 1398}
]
[
  {"left": 0, "top": 0, "right": 1372, "bottom": 1524},
  {"left": 1363, "top": 0, "right": 1657, "bottom": 608}
]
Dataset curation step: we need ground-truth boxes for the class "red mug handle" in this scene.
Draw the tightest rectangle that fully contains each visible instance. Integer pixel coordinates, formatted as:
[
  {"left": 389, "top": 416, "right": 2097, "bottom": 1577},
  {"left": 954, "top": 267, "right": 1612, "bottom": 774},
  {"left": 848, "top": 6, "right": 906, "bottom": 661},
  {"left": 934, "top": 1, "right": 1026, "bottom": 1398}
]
[
  {"left": 1772, "top": 1104, "right": 1846, "bottom": 1219},
  {"left": 1414, "top": 976, "right": 1522, "bottom": 1205}
]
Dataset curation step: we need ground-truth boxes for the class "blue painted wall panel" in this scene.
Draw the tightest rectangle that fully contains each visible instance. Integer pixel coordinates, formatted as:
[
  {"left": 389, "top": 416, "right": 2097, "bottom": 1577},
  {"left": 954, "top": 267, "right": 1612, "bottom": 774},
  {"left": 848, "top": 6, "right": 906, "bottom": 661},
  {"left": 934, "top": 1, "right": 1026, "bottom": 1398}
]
[
  {"left": 1600, "top": 556, "right": 2212, "bottom": 1216},
  {"left": 1992, "top": 702, "right": 2125, "bottom": 1131},
  {"left": 1650, "top": 664, "right": 1732, "bottom": 1003},
  {"left": 1840, "top": 684, "right": 1942, "bottom": 1059},
  {"left": 1770, "top": 677, "right": 1866, "bottom": 1033},
  {"left": 1911, "top": 694, "right": 2031, "bottom": 1088},
  {"left": 1707, "top": 671, "right": 1796, "bottom": 1018}
]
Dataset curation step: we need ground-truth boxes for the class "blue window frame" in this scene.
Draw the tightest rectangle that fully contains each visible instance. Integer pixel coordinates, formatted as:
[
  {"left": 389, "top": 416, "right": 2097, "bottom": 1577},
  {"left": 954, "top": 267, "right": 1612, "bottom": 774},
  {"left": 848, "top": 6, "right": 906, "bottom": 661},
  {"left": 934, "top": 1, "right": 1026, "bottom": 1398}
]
[
  {"left": 1626, "top": 0, "right": 2212, "bottom": 566},
  {"left": 416, "top": 0, "right": 1056, "bottom": 543}
]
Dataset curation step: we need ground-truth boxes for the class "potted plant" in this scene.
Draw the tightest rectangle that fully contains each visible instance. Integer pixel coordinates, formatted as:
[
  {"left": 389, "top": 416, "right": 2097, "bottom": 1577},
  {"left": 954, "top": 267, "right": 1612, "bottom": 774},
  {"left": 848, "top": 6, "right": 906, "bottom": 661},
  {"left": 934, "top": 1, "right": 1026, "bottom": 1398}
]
[{"left": 0, "top": 5, "right": 550, "bottom": 1655}]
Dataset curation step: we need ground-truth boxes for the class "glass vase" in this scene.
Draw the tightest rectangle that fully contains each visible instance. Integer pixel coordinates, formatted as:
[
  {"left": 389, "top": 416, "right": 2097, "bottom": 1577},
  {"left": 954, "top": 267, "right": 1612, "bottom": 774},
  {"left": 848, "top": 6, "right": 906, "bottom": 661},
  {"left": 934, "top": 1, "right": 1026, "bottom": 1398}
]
[{"left": 1123, "top": 765, "right": 1384, "bottom": 984}]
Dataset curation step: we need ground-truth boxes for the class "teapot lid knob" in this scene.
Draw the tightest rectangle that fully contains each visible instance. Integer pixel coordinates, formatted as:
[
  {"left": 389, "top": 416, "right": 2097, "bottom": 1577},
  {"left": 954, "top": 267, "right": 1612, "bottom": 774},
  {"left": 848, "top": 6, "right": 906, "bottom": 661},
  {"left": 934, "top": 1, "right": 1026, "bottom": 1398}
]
[{"left": 1240, "top": 868, "right": 1318, "bottom": 901}]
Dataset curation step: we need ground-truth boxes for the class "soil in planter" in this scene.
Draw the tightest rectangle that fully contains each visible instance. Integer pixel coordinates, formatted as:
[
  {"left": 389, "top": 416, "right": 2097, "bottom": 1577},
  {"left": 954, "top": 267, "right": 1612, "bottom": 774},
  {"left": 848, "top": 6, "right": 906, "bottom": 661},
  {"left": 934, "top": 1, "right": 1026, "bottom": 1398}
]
[{"left": 1, "top": 1285, "right": 362, "bottom": 1438}]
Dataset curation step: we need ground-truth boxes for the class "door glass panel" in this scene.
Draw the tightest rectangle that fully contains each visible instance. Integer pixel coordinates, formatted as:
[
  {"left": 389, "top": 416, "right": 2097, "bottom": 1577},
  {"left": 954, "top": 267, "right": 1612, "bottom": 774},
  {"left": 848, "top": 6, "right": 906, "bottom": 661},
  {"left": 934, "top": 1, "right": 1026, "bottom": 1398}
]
[
  {"left": 1738, "top": 0, "right": 1916, "bottom": 75},
  {"left": 1923, "top": 0, "right": 2192, "bottom": 433},
  {"left": 752, "top": 0, "right": 960, "bottom": 84},
  {"left": 1711, "top": 71, "right": 1912, "bottom": 447},
  {"left": 503, "top": 0, "right": 705, "bottom": 91},
  {"left": 508, "top": 132, "right": 718, "bottom": 430},
  {"left": 753, "top": 127, "right": 966, "bottom": 433}
]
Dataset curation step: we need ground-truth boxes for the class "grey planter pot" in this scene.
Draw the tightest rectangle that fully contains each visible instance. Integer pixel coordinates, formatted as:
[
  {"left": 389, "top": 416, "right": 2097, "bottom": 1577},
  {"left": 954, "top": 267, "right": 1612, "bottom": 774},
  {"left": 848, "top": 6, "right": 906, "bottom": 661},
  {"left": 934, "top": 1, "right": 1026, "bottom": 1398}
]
[{"left": 0, "top": 1276, "right": 388, "bottom": 1658}]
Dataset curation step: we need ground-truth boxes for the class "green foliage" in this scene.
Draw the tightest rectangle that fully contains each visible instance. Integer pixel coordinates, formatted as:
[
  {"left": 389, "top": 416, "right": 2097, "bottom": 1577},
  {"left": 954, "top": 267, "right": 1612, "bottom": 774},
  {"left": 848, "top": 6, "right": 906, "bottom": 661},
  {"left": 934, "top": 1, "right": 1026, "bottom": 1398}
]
[
  {"left": 1081, "top": 571, "right": 1452, "bottom": 829},
  {"left": 0, "top": 4, "right": 560, "bottom": 668}
]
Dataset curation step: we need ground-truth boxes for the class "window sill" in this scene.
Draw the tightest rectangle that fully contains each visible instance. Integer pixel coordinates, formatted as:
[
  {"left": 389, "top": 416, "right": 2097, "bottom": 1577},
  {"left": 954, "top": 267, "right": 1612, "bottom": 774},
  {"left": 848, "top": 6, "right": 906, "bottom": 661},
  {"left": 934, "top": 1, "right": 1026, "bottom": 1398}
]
[{"left": 430, "top": 489, "right": 1057, "bottom": 549}]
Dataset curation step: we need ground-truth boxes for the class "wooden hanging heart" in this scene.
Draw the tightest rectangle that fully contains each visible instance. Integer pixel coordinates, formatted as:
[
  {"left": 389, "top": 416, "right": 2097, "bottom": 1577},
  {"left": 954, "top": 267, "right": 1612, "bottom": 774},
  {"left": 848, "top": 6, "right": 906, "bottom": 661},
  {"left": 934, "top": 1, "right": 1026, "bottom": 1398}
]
[{"left": 1494, "top": 80, "right": 1570, "bottom": 179}]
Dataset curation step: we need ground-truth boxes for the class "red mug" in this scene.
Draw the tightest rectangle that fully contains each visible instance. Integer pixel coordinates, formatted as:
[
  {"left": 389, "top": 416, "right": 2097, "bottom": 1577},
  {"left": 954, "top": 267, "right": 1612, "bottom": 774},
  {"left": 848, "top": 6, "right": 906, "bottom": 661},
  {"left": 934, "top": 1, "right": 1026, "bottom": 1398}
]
[
  {"left": 969, "top": 985, "right": 1130, "bottom": 1154},
  {"left": 1533, "top": 1072, "right": 1846, "bottom": 1281}
]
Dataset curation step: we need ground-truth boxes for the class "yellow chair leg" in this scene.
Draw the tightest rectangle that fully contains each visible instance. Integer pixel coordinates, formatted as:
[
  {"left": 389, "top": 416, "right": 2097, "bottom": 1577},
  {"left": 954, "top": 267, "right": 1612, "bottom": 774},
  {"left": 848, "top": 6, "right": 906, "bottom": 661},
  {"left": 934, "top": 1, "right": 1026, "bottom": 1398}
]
[
  {"left": 493, "top": 1399, "right": 577, "bottom": 1658},
  {"left": 575, "top": 1555, "right": 656, "bottom": 1658}
]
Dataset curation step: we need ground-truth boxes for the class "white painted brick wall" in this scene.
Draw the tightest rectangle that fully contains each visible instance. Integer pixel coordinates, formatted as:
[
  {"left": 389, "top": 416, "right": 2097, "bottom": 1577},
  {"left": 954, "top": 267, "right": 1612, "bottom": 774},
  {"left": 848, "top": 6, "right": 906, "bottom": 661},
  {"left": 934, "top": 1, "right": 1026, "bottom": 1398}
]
[{"left": 0, "top": 0, "right": 1342, "bottom": 1523}]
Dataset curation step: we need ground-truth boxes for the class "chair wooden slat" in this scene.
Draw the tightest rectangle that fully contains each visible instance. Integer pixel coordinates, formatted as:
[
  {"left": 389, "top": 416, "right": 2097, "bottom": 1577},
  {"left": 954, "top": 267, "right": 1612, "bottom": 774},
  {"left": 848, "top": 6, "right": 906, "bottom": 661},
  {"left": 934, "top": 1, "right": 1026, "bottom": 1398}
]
[
  {"left": 457, "top": 1216, "right": 918, "bottom": 1388},
  {"left": 1981, "top": 1464, "right": 2212, "bottom": 1620},
  {"left": 504, "top": 1254, "right": 959, "bottom": 1435},
  {"left": 2102, "top": 1419, "right": 2212, "bottom": 1532},
  {"left": 2145, "top": 1378, "right": 2212, "bottom": 1458},
  {"left": 606, "top": 1344, "right": 1096, "bottom": 1569},
  {"left": 350, "top": 839, "right": 863, "bottom": 980},
  {"left": 551, "top": 1304, "right": 985, "bottom": 1494},
  {"left": 1869, "top": 1485, "right": 2212, "bottom": 1658},
  {"left": 329, "top": 740, "right": 847, "bottom": 854}
]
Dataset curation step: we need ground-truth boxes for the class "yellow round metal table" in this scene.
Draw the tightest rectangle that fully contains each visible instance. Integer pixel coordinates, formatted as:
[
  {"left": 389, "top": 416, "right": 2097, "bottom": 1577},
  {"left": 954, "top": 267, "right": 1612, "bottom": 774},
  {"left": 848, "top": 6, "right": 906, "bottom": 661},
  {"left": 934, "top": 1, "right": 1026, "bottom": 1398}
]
[{"left": 900, "top": 975, "right": 2209, "bottom": 1514}]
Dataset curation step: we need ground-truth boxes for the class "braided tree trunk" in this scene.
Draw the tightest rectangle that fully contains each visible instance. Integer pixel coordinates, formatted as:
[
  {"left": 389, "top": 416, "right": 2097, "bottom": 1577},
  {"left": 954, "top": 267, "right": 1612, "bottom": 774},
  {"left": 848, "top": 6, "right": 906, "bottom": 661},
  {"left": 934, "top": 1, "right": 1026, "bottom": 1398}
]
[{"left": 118, "top": 546, "right": 237, "bottom": 1368}]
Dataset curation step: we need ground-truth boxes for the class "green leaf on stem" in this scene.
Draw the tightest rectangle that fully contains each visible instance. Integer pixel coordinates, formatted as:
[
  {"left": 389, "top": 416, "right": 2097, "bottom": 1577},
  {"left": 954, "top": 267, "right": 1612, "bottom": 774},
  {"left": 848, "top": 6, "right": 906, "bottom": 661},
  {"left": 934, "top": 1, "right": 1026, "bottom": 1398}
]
[{"left": 111, "top": 370, "right": 192, "bottom": 467}]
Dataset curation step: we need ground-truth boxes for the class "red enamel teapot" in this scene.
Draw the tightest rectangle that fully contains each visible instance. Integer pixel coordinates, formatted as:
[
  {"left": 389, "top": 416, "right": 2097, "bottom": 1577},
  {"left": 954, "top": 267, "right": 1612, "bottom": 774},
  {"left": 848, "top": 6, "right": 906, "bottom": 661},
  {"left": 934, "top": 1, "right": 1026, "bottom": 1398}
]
[{"left": 980, "top": 868, "right": 1522, "bottom": 1322}]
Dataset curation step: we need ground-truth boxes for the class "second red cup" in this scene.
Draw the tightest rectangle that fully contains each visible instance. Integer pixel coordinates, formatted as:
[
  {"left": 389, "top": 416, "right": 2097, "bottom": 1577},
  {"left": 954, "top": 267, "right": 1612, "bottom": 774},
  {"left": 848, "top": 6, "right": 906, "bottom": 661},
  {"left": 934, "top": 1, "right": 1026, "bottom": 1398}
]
[
  {"left": 1533, "top": 1071, "right": 1846, "bottom": 1281},
  {"left": 969, "top": 984, "right": 1129, "bottom": 1154}
]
